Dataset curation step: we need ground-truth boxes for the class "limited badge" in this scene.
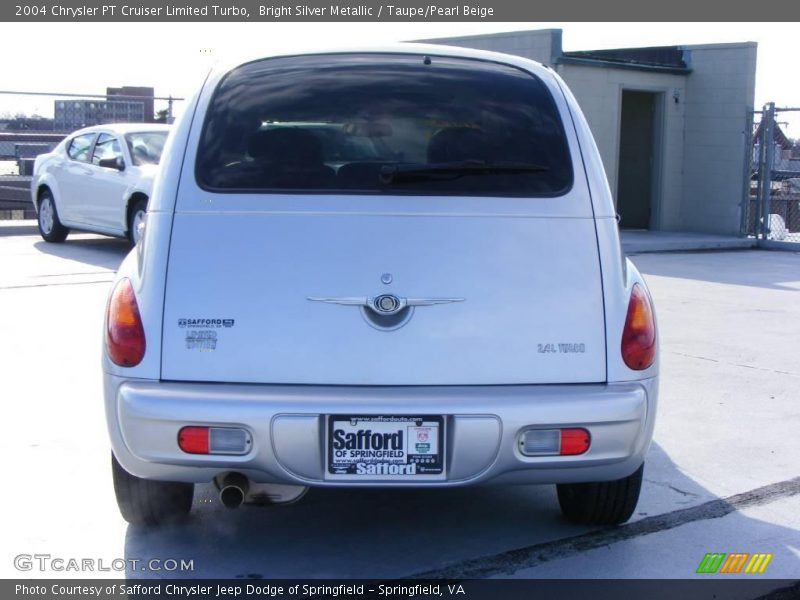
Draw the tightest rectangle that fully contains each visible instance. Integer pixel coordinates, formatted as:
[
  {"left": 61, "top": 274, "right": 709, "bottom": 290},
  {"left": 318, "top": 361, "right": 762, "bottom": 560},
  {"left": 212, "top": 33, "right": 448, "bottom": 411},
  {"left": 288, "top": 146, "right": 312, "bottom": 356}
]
[{"left": 185, "top": 330, "right": 217, "bottom": 351}]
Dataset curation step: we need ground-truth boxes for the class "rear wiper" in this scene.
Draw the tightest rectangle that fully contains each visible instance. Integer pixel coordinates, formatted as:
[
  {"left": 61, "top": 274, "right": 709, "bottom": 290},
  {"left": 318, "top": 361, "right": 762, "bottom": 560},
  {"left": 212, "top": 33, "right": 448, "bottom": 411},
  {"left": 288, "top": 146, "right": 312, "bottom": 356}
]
[{"left": 379, "top": 160, "right": 549, "bottom": 184}]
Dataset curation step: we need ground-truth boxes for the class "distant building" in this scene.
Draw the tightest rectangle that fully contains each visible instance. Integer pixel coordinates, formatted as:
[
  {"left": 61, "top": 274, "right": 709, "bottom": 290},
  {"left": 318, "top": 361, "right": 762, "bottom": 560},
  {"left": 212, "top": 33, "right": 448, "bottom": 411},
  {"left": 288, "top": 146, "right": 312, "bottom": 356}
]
[
  {"left": 106, "top": 86, "right": 155, "bottom": 123},
  {"left": 425, "top": 29, "right": 758, "bottom": 236},
  {"left": 752, "top": 120, "right": 800, "bottom": 175},
  {"left": 54, "top": 85, "right": 155, "bottom": 131}
]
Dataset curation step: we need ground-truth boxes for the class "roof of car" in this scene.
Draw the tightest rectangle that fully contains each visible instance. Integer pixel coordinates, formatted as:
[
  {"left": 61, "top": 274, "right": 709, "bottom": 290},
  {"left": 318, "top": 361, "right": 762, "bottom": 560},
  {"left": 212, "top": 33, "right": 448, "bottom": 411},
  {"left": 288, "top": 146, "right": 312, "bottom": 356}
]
[{"left": 68, "top": 123, "right": 171, "bottom": 136}]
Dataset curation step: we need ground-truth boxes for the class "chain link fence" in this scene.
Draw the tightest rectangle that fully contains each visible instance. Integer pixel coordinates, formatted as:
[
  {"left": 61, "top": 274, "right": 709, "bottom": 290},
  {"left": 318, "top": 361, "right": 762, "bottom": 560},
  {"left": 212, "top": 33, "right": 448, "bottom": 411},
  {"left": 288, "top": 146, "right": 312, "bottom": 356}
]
[
  {"left": 744, "top": 103, "right": 800, "bottom": 244},
  {"left": 0, "top": 90, "right": 182, "bottom": 219}
]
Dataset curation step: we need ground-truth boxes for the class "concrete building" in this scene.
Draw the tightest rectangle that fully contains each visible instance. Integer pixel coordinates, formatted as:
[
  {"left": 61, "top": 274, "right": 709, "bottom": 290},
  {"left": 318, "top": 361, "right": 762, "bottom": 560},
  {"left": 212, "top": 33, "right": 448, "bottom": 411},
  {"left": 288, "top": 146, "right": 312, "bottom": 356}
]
[
  {"left": 54, "top": 86, "right": 155, "bottom": 131},
  {"left": 426, "top": 29, "right": 757, "bottom": 235},
  {"left": 106, "top": 86, "right": 155, "bottom": 123},
  {"left": 54, "top": 98, "right": 145, "bottom": 131}
]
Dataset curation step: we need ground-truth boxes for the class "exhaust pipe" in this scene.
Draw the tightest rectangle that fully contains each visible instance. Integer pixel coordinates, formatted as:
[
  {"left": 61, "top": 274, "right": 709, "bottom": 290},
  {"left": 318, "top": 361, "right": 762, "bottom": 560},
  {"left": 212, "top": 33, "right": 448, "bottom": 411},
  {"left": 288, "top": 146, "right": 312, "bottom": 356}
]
[{"left": 219, "top": 473, "right": 249, "bottom": 509}]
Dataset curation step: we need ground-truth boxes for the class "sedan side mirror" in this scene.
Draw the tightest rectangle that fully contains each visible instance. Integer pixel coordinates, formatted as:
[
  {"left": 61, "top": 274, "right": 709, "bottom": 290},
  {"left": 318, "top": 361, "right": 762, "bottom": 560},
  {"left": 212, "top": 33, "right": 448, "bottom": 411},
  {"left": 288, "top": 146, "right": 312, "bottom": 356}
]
[{"left": 99, "top": 156, "right": 125, "bottom": 171}]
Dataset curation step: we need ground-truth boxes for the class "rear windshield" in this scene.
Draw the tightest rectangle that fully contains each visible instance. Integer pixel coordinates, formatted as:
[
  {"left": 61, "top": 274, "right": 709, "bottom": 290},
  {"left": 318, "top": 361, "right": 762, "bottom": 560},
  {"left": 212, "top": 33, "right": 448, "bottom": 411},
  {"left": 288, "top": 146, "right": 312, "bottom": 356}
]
[
  {"left": 125, "top": 131, "right": 168, "bottom": 166},
  {"left": 196, "top": 54, "right": 573, "bottom": 197}
]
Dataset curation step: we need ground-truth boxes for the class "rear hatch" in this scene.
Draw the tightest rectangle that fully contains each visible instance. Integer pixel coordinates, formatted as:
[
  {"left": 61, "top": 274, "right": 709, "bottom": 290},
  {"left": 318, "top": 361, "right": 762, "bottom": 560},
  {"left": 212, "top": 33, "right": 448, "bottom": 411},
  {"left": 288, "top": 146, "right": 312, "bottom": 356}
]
[{"left": 160, "top": 52, "right": 606, "bottom": 385}]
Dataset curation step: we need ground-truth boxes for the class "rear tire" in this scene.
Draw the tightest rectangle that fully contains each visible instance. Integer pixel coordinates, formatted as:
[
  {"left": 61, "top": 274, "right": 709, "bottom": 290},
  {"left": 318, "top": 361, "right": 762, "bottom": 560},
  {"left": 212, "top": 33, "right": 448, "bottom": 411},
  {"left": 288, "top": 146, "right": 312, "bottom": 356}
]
[
  {"left": 111, "top": 453, "right": 193, "bottom": 526},
  {"left": 37, "top": 190, "right": 69, "bottom": 243},
  {"left": 557, "top": 463, "right": 644, "bottom": 525},
  {"left": 127, "top": 198, "right": 148, "bottom": 245}
]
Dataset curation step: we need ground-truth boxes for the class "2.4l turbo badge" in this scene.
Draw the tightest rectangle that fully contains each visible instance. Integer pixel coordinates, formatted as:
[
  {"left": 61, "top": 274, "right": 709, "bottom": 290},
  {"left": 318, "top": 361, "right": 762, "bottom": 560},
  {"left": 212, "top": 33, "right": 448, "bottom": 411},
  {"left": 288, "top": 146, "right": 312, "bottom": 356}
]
[{"left": 537, "top": 343, "right": 586, "bottom": 353}]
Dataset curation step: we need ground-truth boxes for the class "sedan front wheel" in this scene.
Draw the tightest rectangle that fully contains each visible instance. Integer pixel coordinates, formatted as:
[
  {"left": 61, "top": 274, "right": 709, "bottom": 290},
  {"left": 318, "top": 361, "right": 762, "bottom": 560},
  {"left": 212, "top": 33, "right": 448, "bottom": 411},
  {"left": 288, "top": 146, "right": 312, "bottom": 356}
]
[{"left": 37, "top": 190, "right": 69, "bottom": 243}]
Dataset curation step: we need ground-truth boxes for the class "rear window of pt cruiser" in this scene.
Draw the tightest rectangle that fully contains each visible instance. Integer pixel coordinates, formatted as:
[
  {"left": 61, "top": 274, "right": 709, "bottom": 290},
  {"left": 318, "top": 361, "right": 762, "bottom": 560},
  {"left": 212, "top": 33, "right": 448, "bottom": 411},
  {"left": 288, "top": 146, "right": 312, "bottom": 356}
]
[{"left": 195, "top": 53, "right": 573, "bottom": 197}]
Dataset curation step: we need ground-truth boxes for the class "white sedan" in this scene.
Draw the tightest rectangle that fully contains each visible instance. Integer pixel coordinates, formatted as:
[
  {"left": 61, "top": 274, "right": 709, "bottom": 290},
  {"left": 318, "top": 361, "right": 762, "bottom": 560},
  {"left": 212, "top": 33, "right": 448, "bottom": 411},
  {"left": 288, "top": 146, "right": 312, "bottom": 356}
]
[{"left": 31, "top": 123, "right": 170, "bottom": 245}]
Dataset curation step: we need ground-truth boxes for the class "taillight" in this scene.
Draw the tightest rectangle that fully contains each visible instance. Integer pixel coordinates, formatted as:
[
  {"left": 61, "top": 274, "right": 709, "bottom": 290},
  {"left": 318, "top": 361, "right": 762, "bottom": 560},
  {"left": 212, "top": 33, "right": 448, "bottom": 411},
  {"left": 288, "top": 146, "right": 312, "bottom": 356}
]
[
  {"left": 519, "top": 428, "right": 591, "bottom": 456},
  {"left": 106, "top": 278, "right": 145, "bottom": 367},
  {"left": 621, "top": 283, "right": 656, "bottom": 370},
  {"left": 177, "top": 426, "right": 252, "bottom": 455}
]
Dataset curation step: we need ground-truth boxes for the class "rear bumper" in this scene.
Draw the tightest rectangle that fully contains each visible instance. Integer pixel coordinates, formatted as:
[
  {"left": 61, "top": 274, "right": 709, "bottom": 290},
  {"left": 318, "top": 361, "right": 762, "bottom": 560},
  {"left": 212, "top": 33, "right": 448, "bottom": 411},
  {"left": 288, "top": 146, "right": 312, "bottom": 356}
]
[{"left": 104, "top": 374, "right": 658, "bottom": 486}]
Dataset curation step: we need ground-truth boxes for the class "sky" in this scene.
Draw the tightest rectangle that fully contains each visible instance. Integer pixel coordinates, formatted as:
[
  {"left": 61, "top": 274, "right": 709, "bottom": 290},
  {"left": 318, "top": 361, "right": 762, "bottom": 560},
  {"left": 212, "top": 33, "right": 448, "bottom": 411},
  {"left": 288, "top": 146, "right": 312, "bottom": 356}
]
[{"left": 1, "top": 21, "right": 799, "bottom": 134}]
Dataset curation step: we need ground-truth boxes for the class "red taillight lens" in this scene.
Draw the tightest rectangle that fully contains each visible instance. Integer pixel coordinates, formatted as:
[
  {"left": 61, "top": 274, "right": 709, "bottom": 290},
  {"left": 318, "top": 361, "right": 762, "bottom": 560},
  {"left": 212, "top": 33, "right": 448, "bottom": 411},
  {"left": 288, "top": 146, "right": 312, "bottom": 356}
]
[
  {"left": 178, "top": 427, "right": 209, "bottom": 454},
  {"left": 560, "top": 428, "right": 591, "bottom": 455},
  {"left": 106, "top": 278, "right": 145, "bottom": 367},
  {"left": 621, "top": 283, "right": 656, "bottom": 370}
]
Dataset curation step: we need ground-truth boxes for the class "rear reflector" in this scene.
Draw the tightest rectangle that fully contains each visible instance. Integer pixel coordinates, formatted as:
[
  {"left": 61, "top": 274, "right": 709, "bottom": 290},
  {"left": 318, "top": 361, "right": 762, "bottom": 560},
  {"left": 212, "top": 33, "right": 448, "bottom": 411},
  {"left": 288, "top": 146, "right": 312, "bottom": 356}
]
[
  {"left": 621, "top": 283, "right": 657, "bottom": 370},
  {"left": 559, "top": 428, "right": 591, "bottom": 455},
  {"left": 178, "top": 427, "right": 209, "bottom": 454},
  {"left": 178, "top": 426, "right": 251, "bottom": 455},
  {"left": 519, "top": 428, "right": 590, "bottom": 456}
]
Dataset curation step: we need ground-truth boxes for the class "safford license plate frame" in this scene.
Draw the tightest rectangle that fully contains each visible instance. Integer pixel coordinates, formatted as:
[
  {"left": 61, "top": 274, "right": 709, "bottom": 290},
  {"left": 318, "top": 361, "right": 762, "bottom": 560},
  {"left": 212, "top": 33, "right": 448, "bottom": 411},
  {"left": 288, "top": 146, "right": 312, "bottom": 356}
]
[{"left": 327, "top": 414, "right": 445, "bottom": 477}]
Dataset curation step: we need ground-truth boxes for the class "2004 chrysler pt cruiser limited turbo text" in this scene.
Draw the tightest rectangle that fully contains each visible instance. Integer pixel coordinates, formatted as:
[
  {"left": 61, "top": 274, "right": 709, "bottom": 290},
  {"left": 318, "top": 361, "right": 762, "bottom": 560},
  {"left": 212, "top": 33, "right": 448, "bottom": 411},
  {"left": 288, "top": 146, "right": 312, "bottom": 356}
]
[{"left": 104, "top": 45, "right": 659, "bottom": 527}]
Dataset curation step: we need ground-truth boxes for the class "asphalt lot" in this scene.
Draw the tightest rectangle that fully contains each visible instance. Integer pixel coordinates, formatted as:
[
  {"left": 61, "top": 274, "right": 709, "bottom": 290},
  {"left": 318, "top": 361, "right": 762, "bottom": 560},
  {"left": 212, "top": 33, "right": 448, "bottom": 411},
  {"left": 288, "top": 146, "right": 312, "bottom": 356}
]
[{"left": 0, "top": 222, "right": 798, "bottom": 581}]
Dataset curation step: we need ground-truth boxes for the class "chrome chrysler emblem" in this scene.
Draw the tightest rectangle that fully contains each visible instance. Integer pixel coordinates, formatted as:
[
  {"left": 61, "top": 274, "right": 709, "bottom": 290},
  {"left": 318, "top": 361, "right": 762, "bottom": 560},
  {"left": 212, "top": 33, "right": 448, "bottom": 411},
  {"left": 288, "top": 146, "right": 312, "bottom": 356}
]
[
  {"left": 374, "top": 294, "right": 400, "bottom": 314},
  {"left": 307, "top": 295, "right": 464, "bottom": 317}
]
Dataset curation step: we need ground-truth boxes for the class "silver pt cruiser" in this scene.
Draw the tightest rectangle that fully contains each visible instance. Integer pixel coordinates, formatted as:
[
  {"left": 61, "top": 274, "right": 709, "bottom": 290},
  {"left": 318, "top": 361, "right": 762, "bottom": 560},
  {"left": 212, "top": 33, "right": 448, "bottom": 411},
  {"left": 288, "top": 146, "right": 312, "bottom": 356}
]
[{"left": 104, "top": 45, "right": 659, "bottom": 526}]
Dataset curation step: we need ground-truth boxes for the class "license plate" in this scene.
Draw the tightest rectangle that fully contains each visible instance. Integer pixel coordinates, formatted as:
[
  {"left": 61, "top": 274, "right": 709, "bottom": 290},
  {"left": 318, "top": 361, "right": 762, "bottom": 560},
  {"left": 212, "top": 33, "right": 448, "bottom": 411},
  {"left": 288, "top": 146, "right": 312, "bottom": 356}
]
[{"left": 327, "top": 415, "right": 445, "bottom": 477}]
